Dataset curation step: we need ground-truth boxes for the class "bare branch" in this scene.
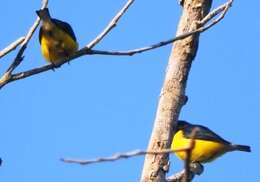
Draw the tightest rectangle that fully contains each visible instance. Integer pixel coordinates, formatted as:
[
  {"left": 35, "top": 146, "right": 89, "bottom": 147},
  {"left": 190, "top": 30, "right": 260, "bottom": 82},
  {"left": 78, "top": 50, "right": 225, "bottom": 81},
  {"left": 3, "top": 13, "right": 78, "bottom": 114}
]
[
  {"left": 0, "top": 0, "right": 133, "bottom": 89},
  {"left": 0, "top": 1, "right": 50, "bottom": 59},
  {"left": 86, "top": 0, "right": 134, "bottom": 49},
  {"left": 182, "top": 128, "right": 198, "bottom": 182},
  {"left": 198, "top": 0, "right": 233, "bottom": 32},
  {"left": 140, "top": 1, "right": 233, "bottom": 180},
  {"left": 6, "top": 0, "right": 48, "bottom": 73},
  {"left": 61, "top": 128, "right": 203, "bottom": 182},
  {"left": 85, "top": 0, "right": 233, "bottom": 57},
  {"left": 61, "top": 147, "right": 191, "bottom": 165},
  {"left": 200, "top": 0, "right": 233, "bottom": 26},
  {"left": 0, "top": 0, "right": 232, "bottom": 90},
  {"left": 0, "top": 0, "right": 48, "bottom": 88},
  {"left": 166, "top": 128, "right": 202, "bottom": 182},
  {"left": 21, "top": 0, "right": 49, "bottom": 46},
  {"left": 140, "top": 0, "right": 213, "bottom": 181},
  {"left": 167, "top": 163, "right": 204, "bottom": 182},
  {"left": 0, "top": 37, "right": 25, "bottom": 59},
  {"left": 167, "top": 170, "right": 186, "bottom": 182}
]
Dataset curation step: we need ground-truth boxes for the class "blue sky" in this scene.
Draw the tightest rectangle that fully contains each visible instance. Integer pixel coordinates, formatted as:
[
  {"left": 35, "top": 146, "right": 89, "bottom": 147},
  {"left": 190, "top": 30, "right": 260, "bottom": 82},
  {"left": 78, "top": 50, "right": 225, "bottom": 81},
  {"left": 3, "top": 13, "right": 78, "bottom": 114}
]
[{"left": 0, "top": 0, "right": 259, "bottom": 181}]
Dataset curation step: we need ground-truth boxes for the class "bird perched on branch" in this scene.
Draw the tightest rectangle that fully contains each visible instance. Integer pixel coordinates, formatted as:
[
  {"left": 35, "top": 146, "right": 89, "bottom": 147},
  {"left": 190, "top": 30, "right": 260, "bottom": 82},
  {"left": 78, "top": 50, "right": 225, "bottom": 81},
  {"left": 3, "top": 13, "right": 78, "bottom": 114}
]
[
  {"left": 172, "top": 120, "right": 251, "bottom": 164},
  {"left": 36, "top": 8, "right": 78, "bottom": 66}
]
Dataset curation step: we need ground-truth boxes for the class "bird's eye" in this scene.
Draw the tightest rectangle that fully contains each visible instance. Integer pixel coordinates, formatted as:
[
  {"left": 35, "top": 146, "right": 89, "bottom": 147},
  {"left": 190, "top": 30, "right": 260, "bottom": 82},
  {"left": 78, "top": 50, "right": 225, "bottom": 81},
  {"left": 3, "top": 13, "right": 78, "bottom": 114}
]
[{"left": 46, "top": 30, "right": 53, "bottom": 37}]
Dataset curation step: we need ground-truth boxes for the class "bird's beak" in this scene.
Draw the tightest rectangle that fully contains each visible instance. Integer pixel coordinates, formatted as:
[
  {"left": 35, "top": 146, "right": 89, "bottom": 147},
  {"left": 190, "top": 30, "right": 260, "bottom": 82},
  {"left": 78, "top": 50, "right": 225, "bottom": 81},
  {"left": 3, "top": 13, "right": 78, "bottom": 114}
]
[{"left": 36, "top": 10, "right": 40, "bottom": 16}]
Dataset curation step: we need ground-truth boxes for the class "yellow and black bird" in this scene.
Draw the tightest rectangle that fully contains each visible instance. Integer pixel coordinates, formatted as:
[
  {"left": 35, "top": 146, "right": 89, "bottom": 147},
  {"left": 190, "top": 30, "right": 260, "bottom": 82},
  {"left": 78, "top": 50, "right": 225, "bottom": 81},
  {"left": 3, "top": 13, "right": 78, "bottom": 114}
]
[
  {"left": 172, "top": 120, "right": 251, "bottom": 164},
  {"left": 36, "top": 8, "right": 78, "bottom": 66}
]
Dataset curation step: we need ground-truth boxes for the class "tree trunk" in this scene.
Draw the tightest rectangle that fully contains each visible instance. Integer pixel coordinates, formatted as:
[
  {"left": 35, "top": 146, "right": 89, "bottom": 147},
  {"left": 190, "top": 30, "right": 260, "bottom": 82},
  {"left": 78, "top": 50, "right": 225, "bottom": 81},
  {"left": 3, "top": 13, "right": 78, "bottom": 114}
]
[{"left": 141, "top": 0, "right": 212, "bottom": 181}]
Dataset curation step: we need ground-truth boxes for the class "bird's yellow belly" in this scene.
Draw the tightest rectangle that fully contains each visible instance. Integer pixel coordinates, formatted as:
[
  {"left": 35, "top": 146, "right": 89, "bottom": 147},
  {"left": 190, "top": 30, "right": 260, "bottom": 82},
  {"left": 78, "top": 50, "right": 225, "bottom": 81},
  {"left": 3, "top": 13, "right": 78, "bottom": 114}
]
[
  {"left": 172, "top": 131, "right": 227, "bottom": 163},
  {"left": 40, "top": 29, "right": 78, "bottom": 64}
]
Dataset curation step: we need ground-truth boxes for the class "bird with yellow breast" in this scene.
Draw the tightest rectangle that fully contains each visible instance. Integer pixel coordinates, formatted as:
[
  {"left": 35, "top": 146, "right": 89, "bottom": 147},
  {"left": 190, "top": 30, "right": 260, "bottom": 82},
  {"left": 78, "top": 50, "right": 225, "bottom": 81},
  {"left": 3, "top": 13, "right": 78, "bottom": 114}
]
[
  {"left": 172, "top": 120, "right": 251, "bottom": 164},
  {"left": 36, "top": 8, "right": 78, "bottom": 66}
]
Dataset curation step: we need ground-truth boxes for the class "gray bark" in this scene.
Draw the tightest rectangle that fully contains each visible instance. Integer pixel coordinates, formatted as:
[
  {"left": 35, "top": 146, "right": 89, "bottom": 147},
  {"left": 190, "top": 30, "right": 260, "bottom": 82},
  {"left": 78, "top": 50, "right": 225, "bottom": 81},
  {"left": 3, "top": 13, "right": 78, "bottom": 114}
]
[{"left": 141, "top": 0, "right": 212, "bottom": 181}]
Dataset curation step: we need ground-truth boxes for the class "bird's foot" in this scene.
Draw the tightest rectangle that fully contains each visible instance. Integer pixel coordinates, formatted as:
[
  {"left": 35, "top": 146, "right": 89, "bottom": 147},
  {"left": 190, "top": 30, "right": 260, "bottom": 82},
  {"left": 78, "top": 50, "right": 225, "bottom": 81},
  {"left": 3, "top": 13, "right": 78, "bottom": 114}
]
[
  {"left": 181, "top": 95, "right": 188, "bottom": 105},
  {"left": 162, "top": 161, "right": 170, "bottom": 173},
  {"left": 50, "top": 62, "right": 61, "bottom": 71},
  {"left": 190, "top": 162, "right": 204, "bottom": 175},
  {"left": 178, "top": 0, "right": 184, "bottom": 6}
]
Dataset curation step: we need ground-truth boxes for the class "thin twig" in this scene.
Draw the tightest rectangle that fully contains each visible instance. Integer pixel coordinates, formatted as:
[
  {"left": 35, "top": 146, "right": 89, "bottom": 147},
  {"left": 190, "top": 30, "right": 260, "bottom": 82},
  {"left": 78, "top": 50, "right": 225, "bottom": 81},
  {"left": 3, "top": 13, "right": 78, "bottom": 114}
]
[
  {"left": 198, "top": 0, "right": 233, "bottom": 32},
  {"left": 0, "top": 0, "right": 48, "bottom": 88},
  {"left": 0, "top": 37, "right": 25, "bottom": 59},
  {"left": 61, "top": 128, "right": 202, "bottom": 182},
  {"left": 6, "top": 0, "right": 49, "bottom": 73},
  {"left": 0, "top": 0, "right": 50, "bottom": 59},
  {"left": 167, "top": 170, "right": 186, "bottom": 182},
  {"left": 0, "top": 0, "right": 132, "bottom": 89},
  {"left": 61, "top": 147, "right": 191, "bottom": 165},
  {"left": 167, "top": 163, "right": 203, "bottom": 182},
  {"left": 199, "top": 0, "right": 233, "bottom": 26},
  {"left": 86, "top": 0, "right": 135, "bottom": 49},
  {"left": 86, "top": 0, "right": 233, "bottom": 57},
  {"left": 183, "top": 128, "right": 198, "bottom": 182},
  {"left": 166, "top": 127, "right": 202, "bottom": 182},
  {"left": 21, "top": 0, "right": 49, "bottom": 46}
]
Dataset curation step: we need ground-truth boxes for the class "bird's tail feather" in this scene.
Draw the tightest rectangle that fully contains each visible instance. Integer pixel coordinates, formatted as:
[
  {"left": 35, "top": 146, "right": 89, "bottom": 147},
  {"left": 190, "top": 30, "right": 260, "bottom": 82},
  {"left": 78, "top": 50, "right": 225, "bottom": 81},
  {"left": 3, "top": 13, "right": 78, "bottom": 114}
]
[{"left": 230, "top": 144, "right": 251, "bottom": 152}]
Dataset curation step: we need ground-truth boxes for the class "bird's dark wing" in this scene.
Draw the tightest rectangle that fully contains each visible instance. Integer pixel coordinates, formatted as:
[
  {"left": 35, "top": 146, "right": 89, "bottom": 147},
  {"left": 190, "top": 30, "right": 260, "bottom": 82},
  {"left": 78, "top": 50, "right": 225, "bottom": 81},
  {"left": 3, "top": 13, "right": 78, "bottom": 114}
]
[
  {"left": 52, "top": 18, "right": 77, "bottom": 41},
  {"left": 39, "top": 26, "right": 43, "bottom": 44},
  {"left": 182, "top": 124, "right": 231, "bottom": 145}
]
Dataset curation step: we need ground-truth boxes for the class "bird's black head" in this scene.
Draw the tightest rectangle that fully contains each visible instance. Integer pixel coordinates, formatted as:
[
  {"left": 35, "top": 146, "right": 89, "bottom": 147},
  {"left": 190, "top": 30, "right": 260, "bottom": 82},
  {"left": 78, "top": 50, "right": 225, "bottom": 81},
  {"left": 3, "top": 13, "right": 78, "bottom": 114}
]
[
  {"left": 36, "top": 8, "right": 51, "bottom": 20},
  {"left": 176, "top": 120, "right": 190, "bottom": 131}
]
